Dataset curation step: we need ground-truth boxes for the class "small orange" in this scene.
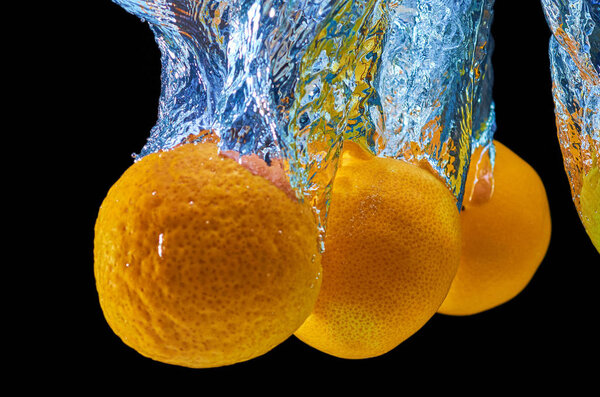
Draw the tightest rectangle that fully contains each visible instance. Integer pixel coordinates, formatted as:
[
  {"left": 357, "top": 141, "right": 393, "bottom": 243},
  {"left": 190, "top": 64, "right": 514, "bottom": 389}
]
[
  {"left": 94, "top": 142, "right": 322, "bottom": 368},
  {"left": 294, "top": 141, "right": 461, "bottom": 359},
  {"left": 438, "top": 140, "right": 551, "bottom": 316}
]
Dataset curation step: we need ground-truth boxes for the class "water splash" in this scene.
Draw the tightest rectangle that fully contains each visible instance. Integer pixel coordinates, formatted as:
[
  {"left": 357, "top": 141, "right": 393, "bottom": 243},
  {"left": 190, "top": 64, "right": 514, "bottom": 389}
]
[
  {"left": 117, "top": 0, "right": 338, "bottom": 158},
  {"left": 112, "top": 0, "right": 498, "bottom": 229},
  {"left": 377, "top": 0, "right": 496, "bottom": 205},
  {"left": 288, "top": 0, "right": 497, "bottom": 212}
]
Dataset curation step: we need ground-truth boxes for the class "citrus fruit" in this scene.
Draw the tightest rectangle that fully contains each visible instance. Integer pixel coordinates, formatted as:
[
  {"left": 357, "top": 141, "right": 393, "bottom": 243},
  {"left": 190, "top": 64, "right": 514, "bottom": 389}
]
[
  {"left": 293, "top": 141, "right": 461, "bottom": 359},
  {"left": 94, "top": 142, "right": 322, "bottom": 368},
  {"left": 438, "top": 140, "right": 551, "bottom": 316},
  {"left": 580, "top": 159, "right": 599, "bottom": 253}
]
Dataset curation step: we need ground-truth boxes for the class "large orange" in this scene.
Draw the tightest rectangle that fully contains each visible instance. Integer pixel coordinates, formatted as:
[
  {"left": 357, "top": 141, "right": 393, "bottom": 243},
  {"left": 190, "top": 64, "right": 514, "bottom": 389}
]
[
  {"left": 94, "top": 142, "right": 322, "bottom": 368},
  {"left": 294, "top": 141, "right": 461, "bottom": 359},
  {"left": 438, "top": 140, "right": 551, "bottom": 316}
]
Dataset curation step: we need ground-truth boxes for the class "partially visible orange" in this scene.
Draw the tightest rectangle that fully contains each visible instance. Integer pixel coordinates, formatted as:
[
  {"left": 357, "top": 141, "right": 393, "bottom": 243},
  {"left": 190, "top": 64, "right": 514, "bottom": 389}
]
[
  {"left": 579, "top": 158, "right": 599, "bottom": 253},
  {"left": 94, "top": 142, "right": 322, "bottom": 368},
  {"left": 438, "top": 140, "right": 551, "bottom": 316},
  {"left": 294, "top": 141, "right": 461, "bottom": 359}
]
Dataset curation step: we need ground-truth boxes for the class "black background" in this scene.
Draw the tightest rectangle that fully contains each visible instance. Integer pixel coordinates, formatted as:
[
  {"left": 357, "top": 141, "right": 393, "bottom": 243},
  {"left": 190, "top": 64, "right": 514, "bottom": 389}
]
[{"left": 44, "top": 0, "right": 598, "bottom": 391}]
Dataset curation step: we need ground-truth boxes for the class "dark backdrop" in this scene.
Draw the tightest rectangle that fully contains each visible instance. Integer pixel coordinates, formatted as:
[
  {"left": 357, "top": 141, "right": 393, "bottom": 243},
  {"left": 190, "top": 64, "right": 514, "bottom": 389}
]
[{"left": 59, "top": 0, "right": 599, "bottom": 391}]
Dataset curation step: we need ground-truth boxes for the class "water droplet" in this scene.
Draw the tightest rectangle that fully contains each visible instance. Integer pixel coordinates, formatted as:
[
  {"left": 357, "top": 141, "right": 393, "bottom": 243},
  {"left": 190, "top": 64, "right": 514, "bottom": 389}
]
[
  {"left": 278, "top": 230, "right": 283, "bottom": 234},
  {"left": 152, "top": 191, "right": 157, "bottom": 196},
  {"left": 158, "top": 233, "right": 164, "bottom": 258},
  {"left": 189, "top": 200, "right": 194, "bottom": 205}
]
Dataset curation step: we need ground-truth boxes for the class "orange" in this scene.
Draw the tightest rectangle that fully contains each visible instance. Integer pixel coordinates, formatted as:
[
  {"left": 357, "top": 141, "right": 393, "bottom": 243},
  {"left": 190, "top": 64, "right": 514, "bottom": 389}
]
[
  {"left": 94, "top": 142, "right": 322, "bottom": 368},
  {"left": 438, "top": 140, "right": 551, "bottom": 316},
  {"left": 580, "top": 159, "right": 599, "bottom": 253},
  {"left": 293, "top": 141, "right": 461, "bottom": 359}
]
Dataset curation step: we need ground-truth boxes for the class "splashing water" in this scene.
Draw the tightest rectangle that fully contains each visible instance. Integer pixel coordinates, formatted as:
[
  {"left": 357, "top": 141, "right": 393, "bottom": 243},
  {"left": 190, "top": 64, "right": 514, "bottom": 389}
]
[
  {"left": 112, "top": 0, "right": 498, "bottom": 229},
  {"left": 541, "top": 0, "right": 599, "bottom": 236}
]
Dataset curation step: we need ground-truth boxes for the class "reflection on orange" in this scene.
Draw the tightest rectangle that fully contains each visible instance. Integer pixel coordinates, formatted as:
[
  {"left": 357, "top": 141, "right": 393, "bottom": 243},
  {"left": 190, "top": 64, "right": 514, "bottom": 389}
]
[
  {"left": 219, "top": 151, "right": 296, "bottom": 201},
  {"left": 177, "top": 129, "right": 220, "bottom": 147},
  {"left": 465, "top": 143, "right": 494, "bottom": 206}
]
